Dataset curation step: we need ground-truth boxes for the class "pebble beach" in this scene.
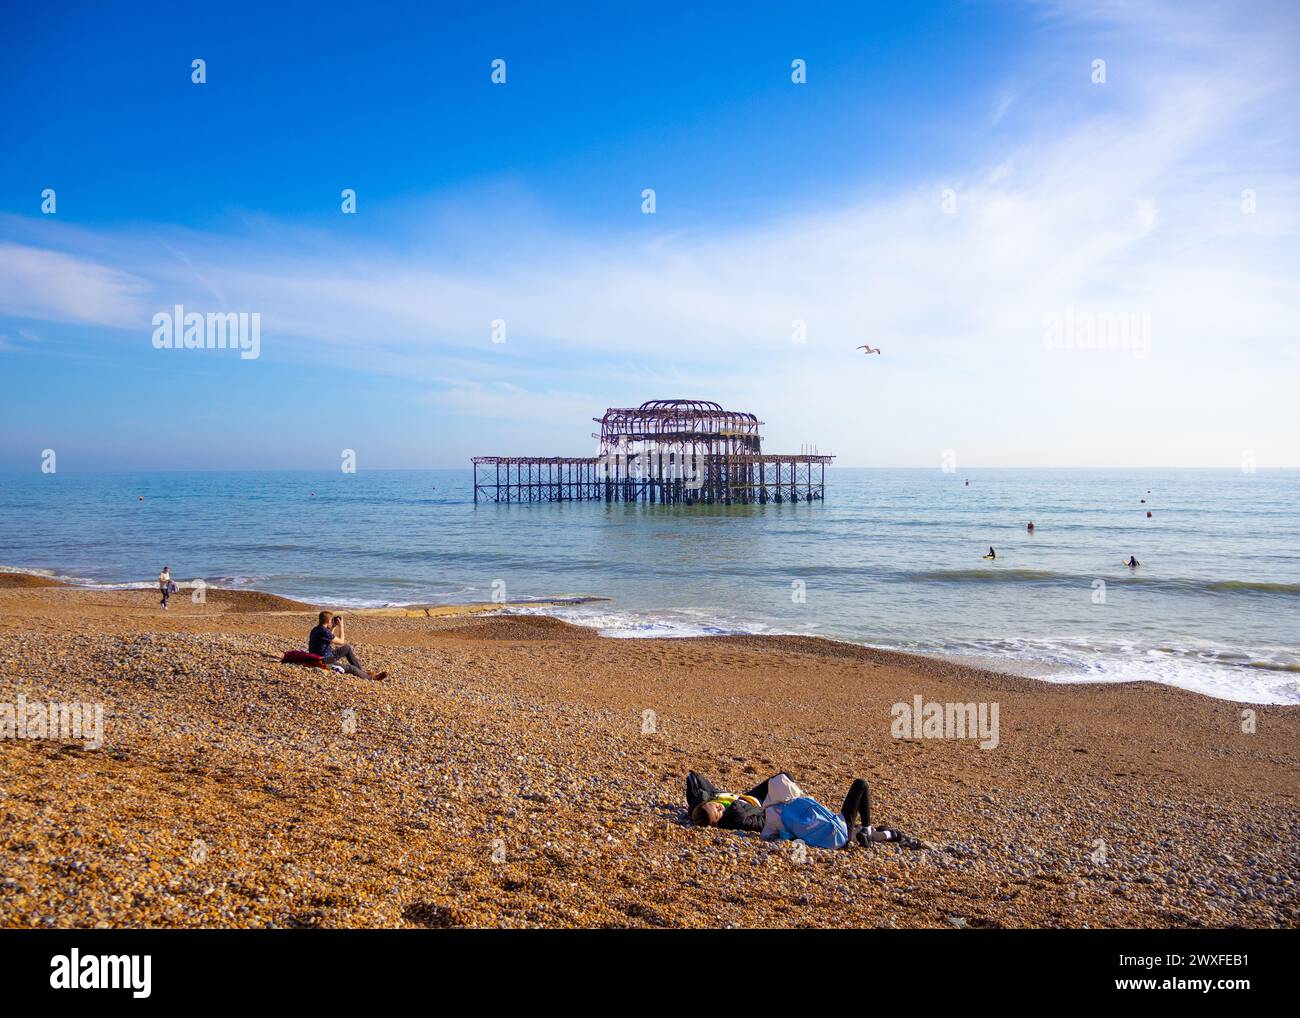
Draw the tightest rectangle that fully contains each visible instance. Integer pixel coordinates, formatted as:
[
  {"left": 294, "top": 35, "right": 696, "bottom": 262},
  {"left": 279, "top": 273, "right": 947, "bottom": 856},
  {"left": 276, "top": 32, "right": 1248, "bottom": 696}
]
[{"left": 0, "top": 573, "right": 1296, "bottom": 929}]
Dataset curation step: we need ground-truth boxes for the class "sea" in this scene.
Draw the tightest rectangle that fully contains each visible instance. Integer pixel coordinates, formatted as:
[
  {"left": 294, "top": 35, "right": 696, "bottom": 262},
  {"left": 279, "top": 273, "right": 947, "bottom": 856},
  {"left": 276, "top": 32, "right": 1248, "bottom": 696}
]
[{"left": 2, "top": 467, "right": 1297, "bottom": 704}]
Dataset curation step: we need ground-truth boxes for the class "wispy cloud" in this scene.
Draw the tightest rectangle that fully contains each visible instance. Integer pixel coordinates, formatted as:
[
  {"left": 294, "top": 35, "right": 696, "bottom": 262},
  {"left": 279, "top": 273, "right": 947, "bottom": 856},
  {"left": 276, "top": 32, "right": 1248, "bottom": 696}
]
[
  {"left": 0, "top": 242, "right": 149, "bottom": 327},
  {"left": 2, "top": 0, "right": 1297, "bottom": 465}
]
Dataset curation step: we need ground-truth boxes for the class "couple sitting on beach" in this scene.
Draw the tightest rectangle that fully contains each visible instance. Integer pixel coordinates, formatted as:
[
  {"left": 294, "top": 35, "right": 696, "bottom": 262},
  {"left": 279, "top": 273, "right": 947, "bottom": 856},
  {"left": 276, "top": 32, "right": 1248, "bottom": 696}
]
[
  {"left": 687, "top": 770, "right": 912, "bottom": 850},
  {"left": 308, "top": 612, "right": 386, "bottom": 681}
]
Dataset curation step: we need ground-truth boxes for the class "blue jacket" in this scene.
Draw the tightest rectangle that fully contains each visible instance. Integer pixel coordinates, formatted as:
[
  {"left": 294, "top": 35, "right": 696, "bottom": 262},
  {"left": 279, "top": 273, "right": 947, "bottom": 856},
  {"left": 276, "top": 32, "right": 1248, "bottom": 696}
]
[{"left": 763, "top": 797, "right": 849, "bottom": 849}]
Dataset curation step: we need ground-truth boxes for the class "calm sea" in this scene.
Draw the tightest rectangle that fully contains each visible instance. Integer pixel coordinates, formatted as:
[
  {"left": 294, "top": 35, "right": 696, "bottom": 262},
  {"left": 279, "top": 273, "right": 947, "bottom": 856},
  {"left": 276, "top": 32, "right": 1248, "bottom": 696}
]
[{"left": 2, "top": 468, "right": 1297, "bottom": 703}]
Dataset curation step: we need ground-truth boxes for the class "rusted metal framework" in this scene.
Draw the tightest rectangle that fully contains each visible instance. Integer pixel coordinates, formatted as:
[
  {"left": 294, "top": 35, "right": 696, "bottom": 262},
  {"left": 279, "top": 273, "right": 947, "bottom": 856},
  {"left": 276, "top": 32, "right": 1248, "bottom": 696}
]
[
  {"left": 596, "top": 400, "right": 763, "bottom": 457},
  {"left": 469, "top": 456, "right": 601, "bottom": 503},
  {"left": 473, "top": 399, "right": 832, "bottom": 504}
]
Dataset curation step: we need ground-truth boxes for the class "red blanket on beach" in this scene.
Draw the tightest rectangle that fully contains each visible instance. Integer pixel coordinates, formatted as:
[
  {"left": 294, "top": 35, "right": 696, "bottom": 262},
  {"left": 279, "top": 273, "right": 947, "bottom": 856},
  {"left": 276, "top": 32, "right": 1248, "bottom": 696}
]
[{"left": 281, "top": 650, "right": 325, "bottom": 666}]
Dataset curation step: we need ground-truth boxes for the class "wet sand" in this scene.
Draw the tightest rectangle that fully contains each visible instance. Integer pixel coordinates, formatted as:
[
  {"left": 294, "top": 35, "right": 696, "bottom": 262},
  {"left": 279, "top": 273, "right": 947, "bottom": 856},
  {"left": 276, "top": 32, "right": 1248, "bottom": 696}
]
[{"left": 0, "top": 578, "right": 1296, "bottom": 928}]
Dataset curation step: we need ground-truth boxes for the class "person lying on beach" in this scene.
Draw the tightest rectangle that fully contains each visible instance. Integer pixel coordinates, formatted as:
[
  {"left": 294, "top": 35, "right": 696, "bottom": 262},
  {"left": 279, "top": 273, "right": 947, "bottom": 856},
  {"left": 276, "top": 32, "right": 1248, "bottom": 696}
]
[
  {"left": 688, "top": 771, "right": 905, "bottom": 848},
  {"left": 308, "top": 611, "right": 386, "bottom": 681}
]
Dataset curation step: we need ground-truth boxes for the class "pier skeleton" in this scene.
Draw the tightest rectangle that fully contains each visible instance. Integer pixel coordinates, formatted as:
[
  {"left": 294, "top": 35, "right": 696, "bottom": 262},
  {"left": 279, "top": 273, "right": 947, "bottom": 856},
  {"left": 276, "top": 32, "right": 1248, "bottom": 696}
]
[{"left": 472, "top": 399, "right": 833, "bottom": 505}]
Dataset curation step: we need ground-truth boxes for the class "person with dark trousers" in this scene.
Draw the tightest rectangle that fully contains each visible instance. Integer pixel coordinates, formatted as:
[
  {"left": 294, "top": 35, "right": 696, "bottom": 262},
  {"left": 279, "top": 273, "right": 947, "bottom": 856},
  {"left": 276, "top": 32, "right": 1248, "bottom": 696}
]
[
  {"left": 840, "top": 777, "right": 871, "bottom": 841},
  {"left": 688, "top": 770, "right": 905, "bottom": 848},
  {"left": 308, "top": 611, "right": 387, "bottom": 681}
]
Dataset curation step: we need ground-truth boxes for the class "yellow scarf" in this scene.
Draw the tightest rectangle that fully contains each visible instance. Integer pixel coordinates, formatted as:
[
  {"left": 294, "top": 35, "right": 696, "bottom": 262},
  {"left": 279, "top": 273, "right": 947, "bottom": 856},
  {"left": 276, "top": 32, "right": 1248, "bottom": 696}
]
[{"left": 710, "top": 793, "right": 761, "bottom": 809}]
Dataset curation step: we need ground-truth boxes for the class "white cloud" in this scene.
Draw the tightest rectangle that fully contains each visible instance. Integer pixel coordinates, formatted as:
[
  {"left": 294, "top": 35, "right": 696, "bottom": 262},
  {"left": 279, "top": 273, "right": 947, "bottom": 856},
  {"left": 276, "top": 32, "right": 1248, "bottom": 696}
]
[
  {"left": 0, "top": 242, "right": 149, "bottom": 326},
  {"left": 1, "top": 0, "right": 1296, "bottom": 465}
]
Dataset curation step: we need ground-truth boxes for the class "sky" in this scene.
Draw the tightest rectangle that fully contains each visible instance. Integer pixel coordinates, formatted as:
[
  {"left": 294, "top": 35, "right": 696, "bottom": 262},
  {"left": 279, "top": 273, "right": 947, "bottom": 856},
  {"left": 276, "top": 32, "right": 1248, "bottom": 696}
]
[{"left": 1, "top": 0, "right": 1298, "bottom": 470}]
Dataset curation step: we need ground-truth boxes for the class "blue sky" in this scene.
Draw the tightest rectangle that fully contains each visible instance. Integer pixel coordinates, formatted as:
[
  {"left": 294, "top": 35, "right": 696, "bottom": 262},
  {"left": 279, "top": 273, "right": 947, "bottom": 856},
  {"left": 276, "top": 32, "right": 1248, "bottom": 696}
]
[{"left": 2, "top": 0, "right": 1298, "bottom": 470}]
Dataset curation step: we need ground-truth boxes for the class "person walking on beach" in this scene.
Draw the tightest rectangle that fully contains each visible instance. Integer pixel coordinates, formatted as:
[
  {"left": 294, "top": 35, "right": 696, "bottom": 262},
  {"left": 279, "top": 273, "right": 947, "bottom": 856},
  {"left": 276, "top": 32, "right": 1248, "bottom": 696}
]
[
  {"left": 158, "top": 565, "right": 172, "bottom": 609},
  {"left": 308, "top": 611, "right": 386, "bottom": 681}
]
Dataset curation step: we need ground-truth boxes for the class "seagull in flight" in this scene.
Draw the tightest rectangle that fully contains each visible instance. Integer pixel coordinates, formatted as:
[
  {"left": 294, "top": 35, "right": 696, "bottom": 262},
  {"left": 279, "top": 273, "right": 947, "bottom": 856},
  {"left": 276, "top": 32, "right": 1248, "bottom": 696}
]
[{"left": 856, "top": 344, "right": 881, "bottom": 355}]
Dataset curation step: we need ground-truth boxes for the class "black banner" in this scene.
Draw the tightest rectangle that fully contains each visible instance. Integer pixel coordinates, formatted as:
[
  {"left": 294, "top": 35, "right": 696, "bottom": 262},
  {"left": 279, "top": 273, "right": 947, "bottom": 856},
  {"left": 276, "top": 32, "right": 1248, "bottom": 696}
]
[{"left": 0, "top": 928, "right": 1285, "bottom": 1004}]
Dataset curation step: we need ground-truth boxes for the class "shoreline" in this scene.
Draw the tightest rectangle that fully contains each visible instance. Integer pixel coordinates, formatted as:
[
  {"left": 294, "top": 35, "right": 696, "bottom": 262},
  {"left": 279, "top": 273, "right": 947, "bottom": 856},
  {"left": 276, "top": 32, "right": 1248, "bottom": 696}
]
[
  {"left": 4, "top": 564, "right": 1294, "bottom": 706},
  {"left": 0, "top": 567, "right": 1208, "bottom": 702},
  {"left": 0, "top": 576, "right": 1297, "bottom": 928},
  {"left": 0, "top": 564, "right": 612, "bottom": 616}
]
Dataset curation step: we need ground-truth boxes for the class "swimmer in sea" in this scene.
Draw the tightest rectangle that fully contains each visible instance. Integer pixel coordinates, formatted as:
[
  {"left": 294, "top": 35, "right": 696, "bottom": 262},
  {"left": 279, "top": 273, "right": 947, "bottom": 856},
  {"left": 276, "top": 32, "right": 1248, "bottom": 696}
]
[
  {"left": 1126, "top": 556, "right": 1139, "bottom": 568},
  {"left": 1027, "top": 521, "right": 1035, "bottom": 532},
  {"left": 984, "top": 546, "right": 996, "bottom": 560}
]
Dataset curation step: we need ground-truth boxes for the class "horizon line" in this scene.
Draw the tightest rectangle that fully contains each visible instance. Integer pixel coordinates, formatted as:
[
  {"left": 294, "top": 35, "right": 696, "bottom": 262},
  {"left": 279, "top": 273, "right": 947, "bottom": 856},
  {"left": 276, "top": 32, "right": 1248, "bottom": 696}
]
[{"left": 4, "top": 465, "right": 1297, "bottom": 474}]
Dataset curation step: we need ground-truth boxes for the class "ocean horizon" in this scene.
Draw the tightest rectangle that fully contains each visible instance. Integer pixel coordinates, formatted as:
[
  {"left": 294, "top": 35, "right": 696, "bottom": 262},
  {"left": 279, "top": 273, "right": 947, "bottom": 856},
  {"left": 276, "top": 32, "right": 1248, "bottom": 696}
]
[{"left": 4, "top": 466, "right": 1297, "bottom": 704}]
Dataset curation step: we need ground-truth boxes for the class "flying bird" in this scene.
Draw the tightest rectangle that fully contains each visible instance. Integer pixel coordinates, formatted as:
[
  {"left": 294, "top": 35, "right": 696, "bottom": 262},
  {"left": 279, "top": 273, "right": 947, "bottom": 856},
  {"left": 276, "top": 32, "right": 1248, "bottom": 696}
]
[{"left": 856, "top": 345, "right": 882, "bottom": 355}]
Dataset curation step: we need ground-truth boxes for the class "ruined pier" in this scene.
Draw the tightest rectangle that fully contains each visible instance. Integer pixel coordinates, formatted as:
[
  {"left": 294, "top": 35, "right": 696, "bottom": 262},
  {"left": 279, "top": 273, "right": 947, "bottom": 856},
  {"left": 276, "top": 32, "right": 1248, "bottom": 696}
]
[{"left": 472, "top": 399, "right": 832, "bottom": 505}]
